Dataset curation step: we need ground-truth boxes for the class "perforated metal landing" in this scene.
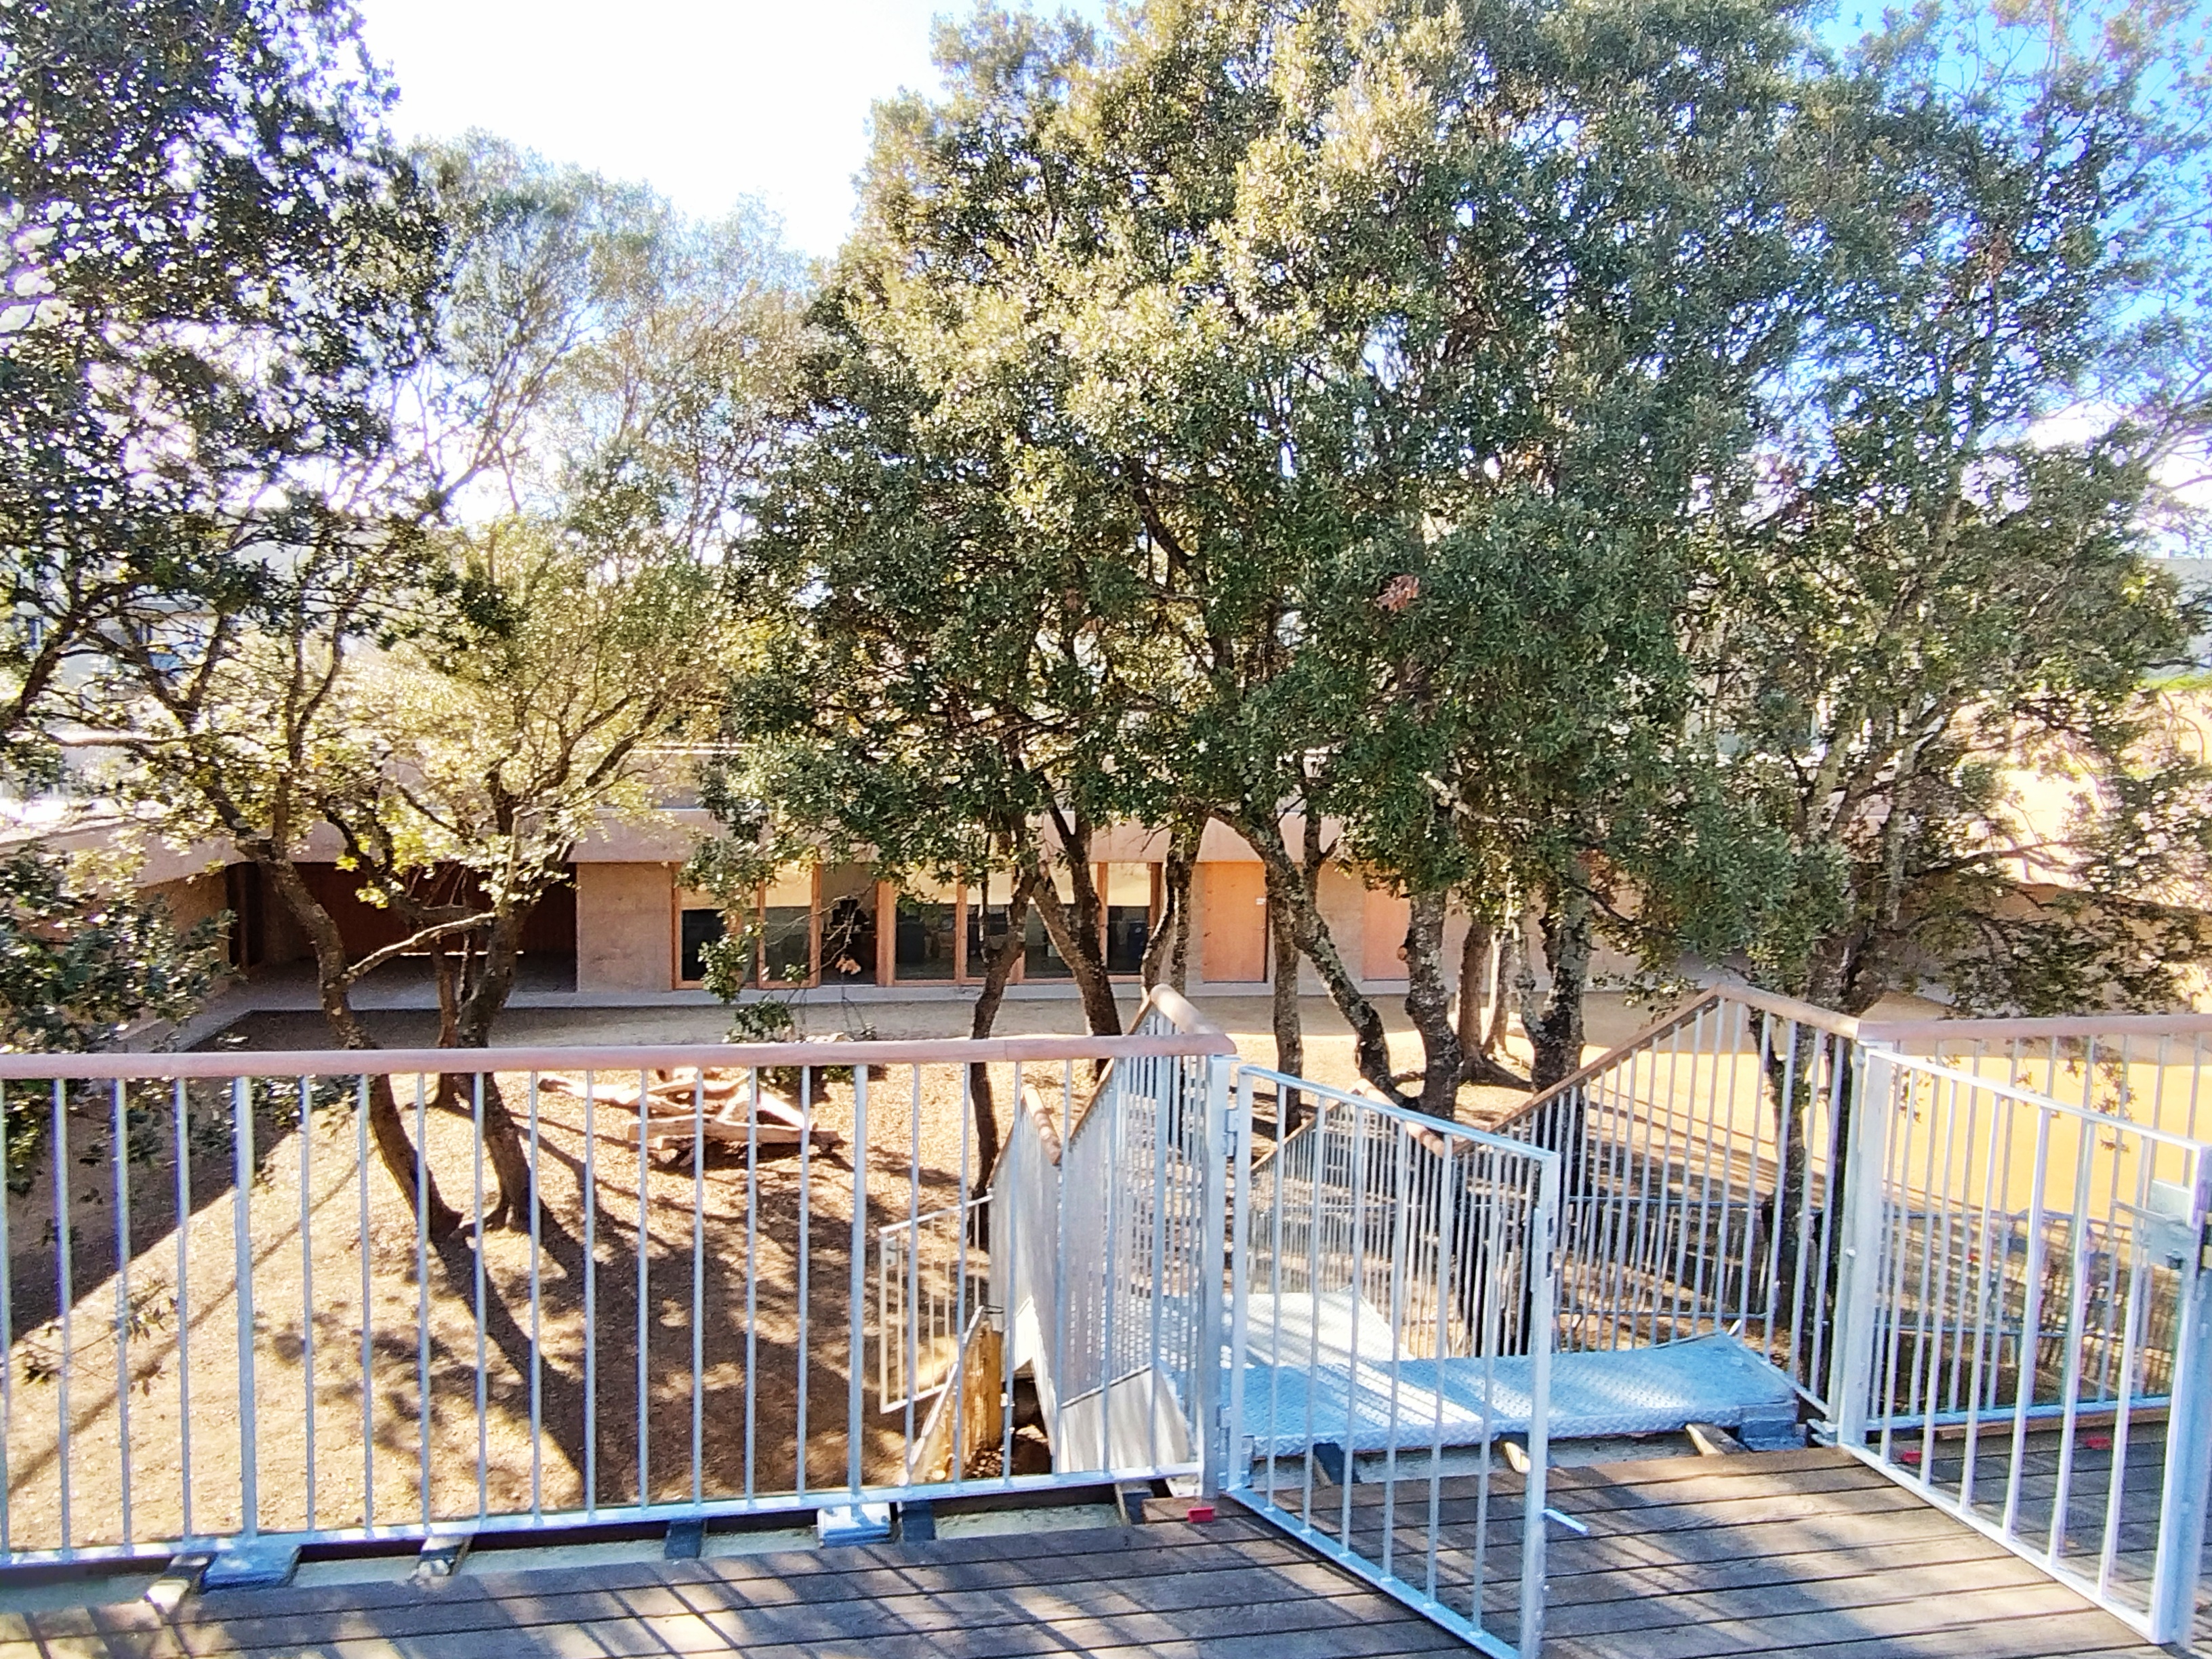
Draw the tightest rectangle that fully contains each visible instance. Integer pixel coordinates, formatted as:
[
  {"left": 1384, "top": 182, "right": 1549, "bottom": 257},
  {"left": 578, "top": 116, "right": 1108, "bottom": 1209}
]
[{"left": 1230, "top": 1291, "right": 1799, "bottom": 1456}]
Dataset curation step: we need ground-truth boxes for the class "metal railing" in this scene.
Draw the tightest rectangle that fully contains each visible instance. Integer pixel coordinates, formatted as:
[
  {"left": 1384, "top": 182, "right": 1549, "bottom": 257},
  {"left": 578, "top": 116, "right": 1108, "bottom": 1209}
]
[
  {"left": 16, "top": 971, "right": 2210, "bottom": 1655},
  {"left": 1837, "top": 1048, "right": 2212, "bottom": 1643},
  {"left": 1228, "top": 1069, "right": 1561, "bottom": 1659},
  {"left": 991, "top": 989, "right": 1229, "bottom": 1481},
  {"left": 0, "top": 1027, "right": 1235, "bottom": 1565},
  {"left": 1490, "top": 985, "right": 2212, "bottom": 1643},
  {"left": 1493, "top": 986, "right": 1856, "bottom": 1411},
  {"left": 1867, "top": 1012, "right": 2212, "bottom": 1143},
  {"left": 876, "top": 1198, "right": 988, "bottom": 1414}
]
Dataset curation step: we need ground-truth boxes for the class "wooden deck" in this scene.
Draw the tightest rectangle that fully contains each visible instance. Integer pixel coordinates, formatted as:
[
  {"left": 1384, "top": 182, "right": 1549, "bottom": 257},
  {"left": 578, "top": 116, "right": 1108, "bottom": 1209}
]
[
  {"left": 0, "top": 1448, "right": 2191, "bottom": 1658},
  {"left": 1532, "top": 1446, "right": 2184, "bottom": 1658}
]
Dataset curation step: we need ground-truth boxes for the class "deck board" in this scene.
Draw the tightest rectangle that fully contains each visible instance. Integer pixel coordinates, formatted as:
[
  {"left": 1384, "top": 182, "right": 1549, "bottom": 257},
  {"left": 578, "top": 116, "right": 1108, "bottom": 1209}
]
[{"left": 0, "top": 1449, "right": 2189, "bottom": 1658}]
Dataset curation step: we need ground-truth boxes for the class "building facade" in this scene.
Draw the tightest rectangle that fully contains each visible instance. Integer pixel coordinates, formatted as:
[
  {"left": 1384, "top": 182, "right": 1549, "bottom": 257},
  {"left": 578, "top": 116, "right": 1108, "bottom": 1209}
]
[{"left": 121, "top": 813, "right": 1478, "bottom": 1002}]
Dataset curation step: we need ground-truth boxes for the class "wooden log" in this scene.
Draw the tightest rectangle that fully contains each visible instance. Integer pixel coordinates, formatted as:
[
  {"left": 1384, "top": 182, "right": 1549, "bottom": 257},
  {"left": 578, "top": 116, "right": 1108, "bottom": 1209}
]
[{"left": 908, "top": 1317, "right": 1006, "bottom": 1485}]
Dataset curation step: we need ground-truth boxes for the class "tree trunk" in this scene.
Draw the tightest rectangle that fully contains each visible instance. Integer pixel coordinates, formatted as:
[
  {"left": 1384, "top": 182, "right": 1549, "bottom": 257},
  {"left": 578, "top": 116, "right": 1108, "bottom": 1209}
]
[
  {"left": 966, "top": 872, "right": 1035, "bottom": 1190},
  {"left": 1027, "top": 846, "right": 1122, "bottom": 1038},
  {"left": 258, "top": 851, "right": 462, "bottom": 1237},
  {"left": 1166, "top": 842, "right": 1193, "bottom": 993},
  {"left": 1765, "top": 937, "right": 1867, "bottom": 1328},
  {"left": 1455, "top": 912, "right": 1530, "bottom": 1090},
  {"left": 450, "top": 907, "right": 544, "bottom": 1231},
  {"left": 1403, "top": 890, "right": 1462, "bottom": 1119},
  {"left": 1525, "top": 884, "right": 1593, "bottom": 1090},
  {"left": 1456, "top": 918, "right": 1491, "bottom": 1059},
  {"left": 1488, "top": 920, "right": 1521, "bottom": 1056},
  {"left": 1140, "top": 823, "right": 1200, "bottom": 994},
  {"left": 1268, "top": 888, "right": 1305, "bottom": 1132},
  {"left": 1243, "top": 815, "right": 1400, "bottom": 1104},
  {"left": 1139, "top": 876, "right": 1174, "bottom": 991}
]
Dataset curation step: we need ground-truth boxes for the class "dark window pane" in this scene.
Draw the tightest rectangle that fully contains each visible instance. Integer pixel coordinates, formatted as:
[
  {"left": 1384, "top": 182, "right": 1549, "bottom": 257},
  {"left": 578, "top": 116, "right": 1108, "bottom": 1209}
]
[
  {"left": 1105, "top": 905, "right": 1150, "bottom": 975},
  {"left": 821, "top": 888, "right": 878, "bottom": 983},
  {"left": 680, "top": 907, "right": 726, "bottom": 983},
  {"left": 1103, "top": 863, "right": 1154, "bottom": 976},
  {"left": 894, "top": 893, "right": 956, "bottom": 980},
  {"left": 966, "top": 876, "right": 1015, "bottom": 977}
]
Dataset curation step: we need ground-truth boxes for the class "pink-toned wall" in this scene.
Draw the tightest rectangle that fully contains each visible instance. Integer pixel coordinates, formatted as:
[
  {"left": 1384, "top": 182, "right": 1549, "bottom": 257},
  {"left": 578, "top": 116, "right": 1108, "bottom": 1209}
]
[
  {"left": 1193, "top": 861, "right": 1268, "bottom": 983},
  {"left": 102, "top": 829, "right": 1603, "bottom": 1002}
]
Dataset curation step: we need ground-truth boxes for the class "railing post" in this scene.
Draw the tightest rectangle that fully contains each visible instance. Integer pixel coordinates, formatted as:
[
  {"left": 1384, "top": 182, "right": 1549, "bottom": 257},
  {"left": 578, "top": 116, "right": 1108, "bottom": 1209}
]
[
  {"left": 1830, "top": 1047, "right": 1894, "bottom": 1448},
  {"left": 232, "top": 1076, "right": 259, "bottom": 1539},
  {"left": 1519, "top": 1149, "right": 1561, "bottom": 1659},
  {"left": 1197, "top": 1054, "right": 1233, "bottom": 1500},
  {"left": 2150, "top": 1155, "right": 2212, "bottom": 1643},
  {"left": 1225, "top": 1065, "right": 1254, "bottom": 1496}
]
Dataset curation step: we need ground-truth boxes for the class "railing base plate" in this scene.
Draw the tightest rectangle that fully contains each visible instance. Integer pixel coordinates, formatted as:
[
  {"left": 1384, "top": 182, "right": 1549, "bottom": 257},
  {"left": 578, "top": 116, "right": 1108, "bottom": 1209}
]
[{"left": 202, "top": 1542, "right": 298, "bottom": 1591}]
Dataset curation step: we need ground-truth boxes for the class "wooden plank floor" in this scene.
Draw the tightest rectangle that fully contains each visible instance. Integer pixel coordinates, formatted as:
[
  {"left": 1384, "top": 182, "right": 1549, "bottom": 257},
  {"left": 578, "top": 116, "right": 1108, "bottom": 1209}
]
[
  {"left": 0, "top": 1450, "right": 2188, "bottom": 1658},
  {"left": 1532, "top": 1448, "right": 2182, "bottom": 1658}
]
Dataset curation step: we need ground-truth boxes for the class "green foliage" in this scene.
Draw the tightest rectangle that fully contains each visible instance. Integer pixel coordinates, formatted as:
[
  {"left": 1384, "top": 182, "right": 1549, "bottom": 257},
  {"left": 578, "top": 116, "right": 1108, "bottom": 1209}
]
[
  {"left": 73, "top": 137, "right": 788, "bottom": 1055},
  {"left": 0, "top": 0, "right": 443, "bottom": 776},
  {"left": 0, "top": 847, "right": 224, "bottom": 1183},
  {"left": 722, "top": 0, "right": 2212, "bottom": 1073},
  {"left": 0, "top": 849, "right": 222, "bottom": 1053},
  {"left": 1702, "top": 0, "right": 2212, "bottom": 1015}
]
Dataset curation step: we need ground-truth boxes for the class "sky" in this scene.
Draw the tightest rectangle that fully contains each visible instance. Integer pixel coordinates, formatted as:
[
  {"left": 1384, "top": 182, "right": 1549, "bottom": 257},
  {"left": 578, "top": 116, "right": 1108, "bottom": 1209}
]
[
  {"left": 356, "top": 0, "right": 2208, "bottom": 533},
  {"left": 356, "top": 0, "right": 1101, "bottom": 260}
]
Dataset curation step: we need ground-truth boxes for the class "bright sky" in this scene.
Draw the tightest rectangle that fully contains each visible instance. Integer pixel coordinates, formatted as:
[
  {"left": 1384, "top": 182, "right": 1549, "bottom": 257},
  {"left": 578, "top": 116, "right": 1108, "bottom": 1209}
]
[{"left": 356, "top": 0, "right": 1107, "bottom": 260}]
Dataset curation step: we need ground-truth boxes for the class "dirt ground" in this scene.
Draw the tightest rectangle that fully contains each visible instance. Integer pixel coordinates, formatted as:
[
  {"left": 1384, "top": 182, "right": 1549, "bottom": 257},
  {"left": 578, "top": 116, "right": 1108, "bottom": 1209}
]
[{"left": 0, "top": 1058, "right": 1079, "bottom": 1553}]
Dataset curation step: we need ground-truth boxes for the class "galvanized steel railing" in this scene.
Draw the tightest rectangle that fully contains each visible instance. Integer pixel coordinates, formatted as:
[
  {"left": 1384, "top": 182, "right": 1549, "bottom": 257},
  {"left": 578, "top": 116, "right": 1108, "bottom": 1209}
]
[
  {"left": 1228, "top": 1069, "right": 1561, "bottom": 1659},
  {"left": 1838, "top": 1048, "right": 2212, "bottom": 1644},
  {"left": 0, "top": 1026, "right": 1234, "bottom": 1566},
  {"left": 1868, "top": 1012, "right": 2212, "bottom": 1143},
  {"left": 1493, "top": 986, "right": 1856, "bottom": 1411},
  {"left": 877, "top": 1197, "right": 988, "bottom": 1415},
  {"left": 1490, "top": 985, "right": 2212, "bottom": 1644},
  {"left": 991, "top": 989, "right": 1229, "bottom": 1481}
]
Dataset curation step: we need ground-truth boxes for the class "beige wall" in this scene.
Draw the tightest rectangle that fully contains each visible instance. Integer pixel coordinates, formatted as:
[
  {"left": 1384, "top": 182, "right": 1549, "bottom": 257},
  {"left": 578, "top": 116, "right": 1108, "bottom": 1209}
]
[
  {"left": 1185, "top": 853, "right": 1477, "bottom": 992},
  {"left": 577, "top": 862, "right": 676, "bottom": 992},
  {"left": 105, "top": 836, "right": 1617, "bottom": 1002},
  {"left": 144, "top": 869, "right": 226, "bottom": 931}
]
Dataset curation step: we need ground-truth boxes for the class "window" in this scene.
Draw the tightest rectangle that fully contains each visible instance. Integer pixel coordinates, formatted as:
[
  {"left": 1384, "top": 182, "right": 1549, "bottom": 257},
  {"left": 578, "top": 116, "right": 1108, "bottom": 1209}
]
[
  {"left": 966, "top": 871, "right": 1020, "bottom": 974},
  {"left": 819, "top": 865, "right": 879, "bottom": 984},
  {"left": 679, "top": 907, "right": 725, "bottom": 984},
  {"left": 871, "top": 863, "right": 1164, "bottom": 986},
  {"left": 1103, "top": 862, "right": 1156, "bottom": 975},
  {"left": 760, "top": 869, "right": 815, "bottom": 985},
  {"left": 894, "top": 878, "right": 958, "bottom": 981},
  {"left": 1023, "top": 865, "right": 1078, "bottom": 979}
]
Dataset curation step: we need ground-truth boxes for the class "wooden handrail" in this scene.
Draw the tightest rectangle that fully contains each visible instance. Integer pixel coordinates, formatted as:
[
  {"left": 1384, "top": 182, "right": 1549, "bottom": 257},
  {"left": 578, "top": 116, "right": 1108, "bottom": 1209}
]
[
  {"left": 1060, "top": 983, "right": 1228, "bottom": 1149},
  {"left": 1143, "top": 983, "right": 1227, "bottom": 1040},
  {"left": 1719, "top": 984, "right": 1864, "bottom": 1040},
  {"left": 1006, "top": 1082, "right": 1067, "bottom": 1170},
  {"left": 1490, "top": 991, "right": 1724, "bottom": 1132}
]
